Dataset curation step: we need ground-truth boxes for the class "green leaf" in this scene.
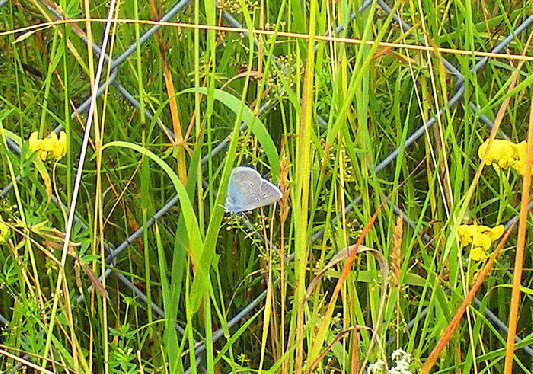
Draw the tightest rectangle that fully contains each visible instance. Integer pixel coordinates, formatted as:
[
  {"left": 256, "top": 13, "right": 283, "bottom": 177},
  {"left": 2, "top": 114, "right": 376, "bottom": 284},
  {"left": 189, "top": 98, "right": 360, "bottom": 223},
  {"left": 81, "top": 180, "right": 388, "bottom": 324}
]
[{"left": 180, "top": 88, "right": 281, "bottom": 180}]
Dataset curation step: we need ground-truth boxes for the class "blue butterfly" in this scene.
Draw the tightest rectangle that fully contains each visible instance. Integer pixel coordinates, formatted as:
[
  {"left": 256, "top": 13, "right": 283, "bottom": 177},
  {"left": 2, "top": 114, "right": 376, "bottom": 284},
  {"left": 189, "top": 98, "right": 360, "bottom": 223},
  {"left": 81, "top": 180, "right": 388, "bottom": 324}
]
[{"left": 224, "top": 166, "right": 282, "bottom": 214}]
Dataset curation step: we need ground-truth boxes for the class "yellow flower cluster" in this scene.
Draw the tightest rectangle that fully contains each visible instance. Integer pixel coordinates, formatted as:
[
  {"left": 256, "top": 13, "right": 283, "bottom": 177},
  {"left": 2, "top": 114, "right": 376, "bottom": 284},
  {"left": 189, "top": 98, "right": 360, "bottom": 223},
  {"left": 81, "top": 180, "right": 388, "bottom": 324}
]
[
  {"left": 458, "top": 224, "right": 504, "bottom": 261},
  {"left": 0, "top": 220, "right": 8, "bottom": 244},
  {"left": 478, "top": 139, "right": 529, "bottom": 175},
  {"left": 28, "top": 131, "right": 67, "bottom": 161}
]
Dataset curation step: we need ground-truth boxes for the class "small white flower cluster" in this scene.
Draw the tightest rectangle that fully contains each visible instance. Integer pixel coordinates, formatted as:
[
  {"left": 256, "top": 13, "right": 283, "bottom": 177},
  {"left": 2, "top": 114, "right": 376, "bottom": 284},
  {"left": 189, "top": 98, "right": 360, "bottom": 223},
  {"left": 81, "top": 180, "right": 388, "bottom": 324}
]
[
  {"left": 266, "top": 54, "right": 302, "bottom": 97},
  {"left": 367, "top": 359, "right": 385, "bottom": 373},
  {"left": 367, "top": 349, "right": 413, "bottom": 374}
]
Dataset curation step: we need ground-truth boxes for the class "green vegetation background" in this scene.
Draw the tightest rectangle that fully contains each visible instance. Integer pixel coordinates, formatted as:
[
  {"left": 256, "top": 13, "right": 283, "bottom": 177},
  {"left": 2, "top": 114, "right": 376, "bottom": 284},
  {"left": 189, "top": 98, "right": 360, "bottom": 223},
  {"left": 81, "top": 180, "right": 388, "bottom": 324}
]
[{"left": 0, "top": 0, "right": 532, "bottom": 373}]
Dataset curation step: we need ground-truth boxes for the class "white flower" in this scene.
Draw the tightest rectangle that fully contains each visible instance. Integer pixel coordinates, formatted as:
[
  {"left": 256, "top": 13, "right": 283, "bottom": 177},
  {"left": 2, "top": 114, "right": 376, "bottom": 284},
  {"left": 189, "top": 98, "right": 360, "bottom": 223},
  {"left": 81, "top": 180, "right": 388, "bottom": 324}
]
[
  {"left": 367, "top": 350, "right": 413, "bottom": 374},
  {"left": 390, "top": 349, "right": 413, "bottom": 374},
  {"left": 391, "top": 348, "right": 411, "bottom": 362},
  {"left": 366, "top": 359, "right": 385, "bottom": 374}
]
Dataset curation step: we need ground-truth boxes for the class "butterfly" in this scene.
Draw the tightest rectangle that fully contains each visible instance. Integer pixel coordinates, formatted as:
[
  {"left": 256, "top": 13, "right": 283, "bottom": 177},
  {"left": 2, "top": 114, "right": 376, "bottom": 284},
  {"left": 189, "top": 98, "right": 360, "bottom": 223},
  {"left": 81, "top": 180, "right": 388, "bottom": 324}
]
[{"left": 224, "top": 166, "right": 282, "bottom": 214}]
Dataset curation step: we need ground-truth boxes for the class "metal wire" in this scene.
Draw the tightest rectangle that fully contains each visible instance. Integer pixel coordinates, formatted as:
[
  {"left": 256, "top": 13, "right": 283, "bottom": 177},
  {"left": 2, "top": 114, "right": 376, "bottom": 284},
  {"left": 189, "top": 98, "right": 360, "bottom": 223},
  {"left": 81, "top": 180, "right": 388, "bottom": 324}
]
[{"left": 1, "top": 0, "right": 532, "bottom": 370}]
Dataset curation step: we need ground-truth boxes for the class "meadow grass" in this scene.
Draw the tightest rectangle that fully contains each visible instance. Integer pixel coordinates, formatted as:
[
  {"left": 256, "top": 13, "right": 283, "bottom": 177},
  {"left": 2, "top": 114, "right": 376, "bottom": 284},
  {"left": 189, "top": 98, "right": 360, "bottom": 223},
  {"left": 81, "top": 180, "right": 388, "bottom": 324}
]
[{"left": 0, "top": 0, "right": 533, "bottom": 373}]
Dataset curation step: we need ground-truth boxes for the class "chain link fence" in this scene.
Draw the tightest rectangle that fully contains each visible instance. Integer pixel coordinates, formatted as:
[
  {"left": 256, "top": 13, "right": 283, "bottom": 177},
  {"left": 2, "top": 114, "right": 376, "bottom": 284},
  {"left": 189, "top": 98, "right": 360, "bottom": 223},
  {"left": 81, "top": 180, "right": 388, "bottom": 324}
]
[{"left": 1, "top": 0, "right": 533, "bottom": 371}]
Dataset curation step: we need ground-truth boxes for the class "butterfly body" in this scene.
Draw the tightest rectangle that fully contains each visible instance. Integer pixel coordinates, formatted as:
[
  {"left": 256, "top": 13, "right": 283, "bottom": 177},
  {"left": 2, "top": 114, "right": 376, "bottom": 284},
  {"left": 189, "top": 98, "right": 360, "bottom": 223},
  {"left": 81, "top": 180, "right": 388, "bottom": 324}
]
[{"left": 224, "top": 166, "right": 282, "bottom": 214}]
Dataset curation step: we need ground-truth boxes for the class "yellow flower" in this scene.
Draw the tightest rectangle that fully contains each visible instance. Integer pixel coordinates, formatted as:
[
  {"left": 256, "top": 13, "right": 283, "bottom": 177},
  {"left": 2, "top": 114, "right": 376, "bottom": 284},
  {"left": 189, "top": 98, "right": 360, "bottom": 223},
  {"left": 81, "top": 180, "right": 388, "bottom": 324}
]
[
  {"left": 28, "top": 132, "right": 42, "bottom": 153},
  {"left": 478, "top": 139, "right": 532, "bottom": 175},
  {"left": 470, "top": 245, "right": 488, "bottom": 261},
  {"left": 458, "top": 224, "right": 504, "bottom": 262},
  {"left": 53, "top": 131, "right": 67, "bottom": 159},
  {"left": 457, "top": 224, "right": 478, "bottom": 247},
  {"left": 483, "top": 224, "right": 504, "bottom": 241},
  {"left": 478, "top": 139, "right": 520, "bottom": 169},
  {"left": 471, "top": 231, "right": 491, "bottom": 251},
  {"left": 28, "top": 131, "right": 67, "bottom": 161},
  {"left": 511, "top": 141, "right": 531, "bottom": 176},
  {"left": 0, "top": 220, "right": 9, "bottom": 244}
]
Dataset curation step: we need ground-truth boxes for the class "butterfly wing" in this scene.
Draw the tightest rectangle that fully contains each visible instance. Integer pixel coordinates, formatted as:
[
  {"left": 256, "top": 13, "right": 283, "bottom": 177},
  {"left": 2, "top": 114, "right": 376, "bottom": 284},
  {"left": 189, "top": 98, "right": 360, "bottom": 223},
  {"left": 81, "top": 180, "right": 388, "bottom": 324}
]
[
  {"left": 258, "top": 179, "right": 283, "bottom": 208},
  {"left": 225, "top": 167, "right": 262, "bottom": 213},
  {"left": 225, "top": 166, "right": 282, "bottom": 214}
]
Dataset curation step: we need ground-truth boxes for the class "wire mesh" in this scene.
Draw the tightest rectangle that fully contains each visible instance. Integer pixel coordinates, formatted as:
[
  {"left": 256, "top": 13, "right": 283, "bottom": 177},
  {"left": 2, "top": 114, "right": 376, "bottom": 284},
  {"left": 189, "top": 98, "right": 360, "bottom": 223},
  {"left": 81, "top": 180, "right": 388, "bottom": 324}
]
[{"left": 1, "top": 0, "right": 533, "bottom": 371}]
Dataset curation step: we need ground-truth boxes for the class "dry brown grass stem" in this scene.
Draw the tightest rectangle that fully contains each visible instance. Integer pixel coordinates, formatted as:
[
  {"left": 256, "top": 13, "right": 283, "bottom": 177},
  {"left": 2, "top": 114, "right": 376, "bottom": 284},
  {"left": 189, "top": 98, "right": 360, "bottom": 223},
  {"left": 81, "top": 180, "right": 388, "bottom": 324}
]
[{"left": 5, "top": 18, "right": 533, "bottom": 62}]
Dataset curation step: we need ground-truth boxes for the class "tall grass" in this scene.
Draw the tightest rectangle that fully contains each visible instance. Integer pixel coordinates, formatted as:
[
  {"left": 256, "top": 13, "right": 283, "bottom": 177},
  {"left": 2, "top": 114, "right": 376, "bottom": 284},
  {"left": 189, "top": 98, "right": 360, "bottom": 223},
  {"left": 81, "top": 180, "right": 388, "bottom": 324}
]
[{"left": 0, "top": 0, "right": 533, "bottom": 373}]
